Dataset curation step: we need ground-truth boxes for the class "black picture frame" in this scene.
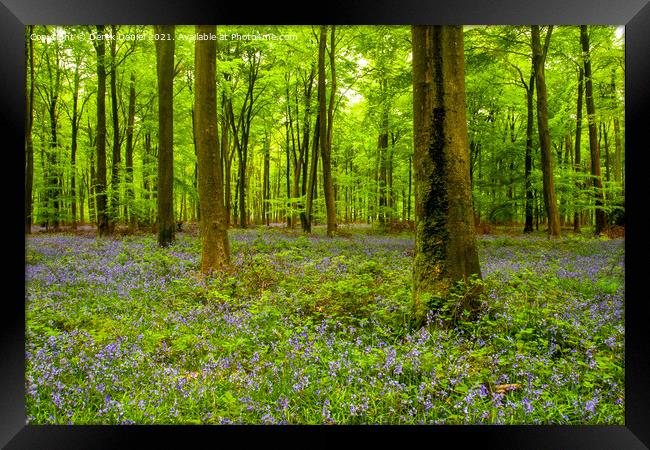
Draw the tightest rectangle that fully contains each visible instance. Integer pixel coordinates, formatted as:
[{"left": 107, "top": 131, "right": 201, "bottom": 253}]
[{"left": 3, "top": 0, "right": 648, "bottom": 448}]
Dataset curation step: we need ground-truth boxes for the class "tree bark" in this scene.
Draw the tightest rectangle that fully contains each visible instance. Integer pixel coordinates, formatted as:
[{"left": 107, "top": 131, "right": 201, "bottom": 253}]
[
  {"left": 94, "top": 25, "right": 110, "bottom": 237},
  {"left": 523, "top": 66, "right": 535, "bottom": 233},
  {"left": 262, "top": 134, "right": 270, "bottom": 226},
  {"left": 110, "top": 25, "right": 121, "bottom": 227},
  {"left": 25, "top": 26, "right": 34, "bottom": 234},
  {"left": 304, "top": 113, "right": 320, "bottom": 233},
  {"left": 411, "top": 25, "right": 482, "bottom": 327},
  {"left": 70, "top": 62, "right": 81, "bottom": 229},
  {"left": 580, "top": 25, "right": 606, "bottom": 235},
  {"left": 195, "top": 25, "right": 230, "bottom": 273},
  {"left": 531, "top": 25, "right": 561, "bottom": 237},
  {"left": 378, "top": 105, "right": 389, "bottom": 228},
  {"left": 573, "top": 66, "right": 584, "bottom": 232},
  {"left": 299, "top": 66, "right": 315, "bottom": 231},
  {"left": 319, "top": 25, "right": 337, "bottom": 237},
  {"left": 125, "top": 72, "right": 137, "bottom": 231},
  {"left": 155, "top": 25, "right": 175, "bottom": 246}
]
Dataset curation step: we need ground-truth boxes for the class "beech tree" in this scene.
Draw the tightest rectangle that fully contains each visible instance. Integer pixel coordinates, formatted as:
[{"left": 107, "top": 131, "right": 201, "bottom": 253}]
[
  {"left": 580, "top": 25, "right": 606, "bottom": 235},
  {"left": 25, "top": 25, "right": 35, "bottom": 234},
  {"left": 154, "top": 25, "right": 175, "bottom": 246},
  {"left": 531, "top": 25, "right": 561, "bottom": 237},
  {"left": 318, "top": 25, "right": 337, "bottom": 237},
  {"left": 92, "top": 25, "right": 109, "bottom": 237},
  {"left": 194, "top": 25, "right": 231, "bottom": 273},
  {"left": 411, "top": 25, "right": 482, "bottom": 326}
]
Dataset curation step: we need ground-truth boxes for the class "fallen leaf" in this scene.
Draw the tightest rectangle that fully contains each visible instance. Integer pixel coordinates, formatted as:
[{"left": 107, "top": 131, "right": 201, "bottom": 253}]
[{"left": 494, "top": 383, "right": 521, "bottom": 394}]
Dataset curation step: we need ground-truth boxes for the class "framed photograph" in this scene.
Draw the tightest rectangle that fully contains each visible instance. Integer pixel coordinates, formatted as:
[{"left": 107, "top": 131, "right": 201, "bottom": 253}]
[{"left": 5, "top": 0, "right": 649, "bottom": 447}]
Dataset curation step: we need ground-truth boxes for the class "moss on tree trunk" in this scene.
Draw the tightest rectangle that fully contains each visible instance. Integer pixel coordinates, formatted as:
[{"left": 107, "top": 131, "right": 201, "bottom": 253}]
[{"left": 411, "top": 26, "right": 482, "bottom": 327}]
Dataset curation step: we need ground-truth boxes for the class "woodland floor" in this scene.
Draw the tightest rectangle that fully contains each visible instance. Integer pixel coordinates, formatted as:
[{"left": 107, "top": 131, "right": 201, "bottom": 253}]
[{"left": 25, "top": 225, "right": 625, "bottom": 424}]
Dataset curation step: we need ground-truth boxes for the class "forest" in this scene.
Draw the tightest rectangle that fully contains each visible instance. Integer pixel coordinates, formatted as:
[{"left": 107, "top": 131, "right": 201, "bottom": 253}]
[{"left": 25, "top": 25, "right": 625, "bottom": 425}]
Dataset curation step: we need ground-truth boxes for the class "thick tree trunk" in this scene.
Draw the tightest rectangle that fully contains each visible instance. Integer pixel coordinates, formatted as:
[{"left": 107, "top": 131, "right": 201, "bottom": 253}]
[
  {"left": 25, "top": 26, "right": 34, "bottom": 234},
  {"left": 411, "top": 25, "right": 482, "bottom": 327},
  {"left": 155, "top": 25, "right": 175, "bottom": 246},
  {"left": 531, "top": 25, "right": 561, "bottom": 237},
  {"left": 580, "top": 25, "right": 606, "bottom": 235},
  {"left": 195, "top": 25, "right": 230, "bottom": 273},
  {"left": 94, "top": 25, "right": 110, "bottom": 237},
  {"left": 125, "top": 72, "right": 137, "bottom": 231}
]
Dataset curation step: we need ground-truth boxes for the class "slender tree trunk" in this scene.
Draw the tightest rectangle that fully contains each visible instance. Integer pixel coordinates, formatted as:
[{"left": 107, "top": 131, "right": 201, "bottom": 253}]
[
  {"left": 304, "top": 113, "right": 320, "bottom": 233},
  {"left": 320, "top": 25, "right": 337, "bottom": 237},
  {"left": 574, "top": 67, "right": 584, "bottom": 233},
  {"left": 25, "top": 26, "right": 34, "bottom": 234},
  {"left": 299, "top": 67, "right": 314, "bottom": 230},
  {"left": 523, "top": 67, "right": 535, "bottom": 233},
  {"left": 531, "top": 25, "right": 561, "bottom": 237},
  {"left": 263, "top": 135, "right": 270, "bottom": 226},
  {"left": 220, "top": 102, "right": 230, "bottom": 226},
  {"left": 411, "top": 25, "right": 482, "bottom": 327},
  {"left": 602, "top": 122, "right": 610, "bottom": 183},
  {"left": 285, "top": 99, "right": 292, "bottom": 227},
  {"left": 94, "top": 25, "right": 109, "bottom": 236},
  {"left": 378, "top": 105, "right": 389, "bottom": 229},
  {"left": 70, "top": 64, "right": 81, "bottom": 230},
  {"left": 581, "top": 25, "right": 606, "bottom": 234},
  {"left": 407, "top": 156, "right": 412, "bottom": 221},
  {"left": 155, "top": 25, "right": 176, "bottom": 246},
  {"left": 613, "top": 117, "right": 622, "bottom": 184},
  {"left": 47, "top": 94, "right": 60, "bottom": 230},
  {"left": 125, "top": 72, "right": 137, "bottom": 231},
  {"left": 110, "top": 25, "right": 121, "bottom": 227},
  {"left": 195, "top": 25, "right": 230, "bottom": 273}
]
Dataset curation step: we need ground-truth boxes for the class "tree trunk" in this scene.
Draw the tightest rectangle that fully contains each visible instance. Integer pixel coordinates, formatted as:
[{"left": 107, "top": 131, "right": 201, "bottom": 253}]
[
  {"left": 319, "top": 25, "right": 337, "bottom": 237},
  {"left": 125, "top": 72, "right": 137, "bottom": 231},
  {"left": 263, "top": 135, "right": 270, "bottom": 226},
  {"left": 574, "top": 67, "right": 584, "bottom": 233},
  {"left": 531, "top": 25, "right": 561, "bottom": 237},
  {"left": 155, "top": 25, "right": 175, "bottom": 246},
  {"left": 613, "top": 117, "right": 622, "bottom": 184},
  {"left": 407, "top": 156, "right": 412, "bottom": 221},
  {"left": 580, "top": 25, "right": 606, "bottom": 235},
  {"left": 195, "top": 25, "right": 230, "bottom": 273},
  {"left": 110, "top": 25, "right": 121, "bottom": 227},
  {"left": 411, "top": 25, "right": 482, "bottom": 327},
  {"left": 299, "top": 66, "right": 315, "bottom": 231},
  {"left": 285, "top": 97, "right": 292, "bottom": 227},
  {"left": 70, "top": 63, "right": 81, "bottom": 230},
  {"left": 304, "top": 113, "right": 320, "bottom": 233},
  {"left": 523, "top": 66, "right": 535, "bottom": 233},
  {"left": 94, "top": 25, "right": 109, "bottom": 237},
  {"left": 25, "top": 26, "right": 34, "bottom": 234},
  {"left": 602, "top": 122, "right": 610, "bottom": 183},
  {"left": 378, "top": 105, "right": 389, "bottom": 229}
]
